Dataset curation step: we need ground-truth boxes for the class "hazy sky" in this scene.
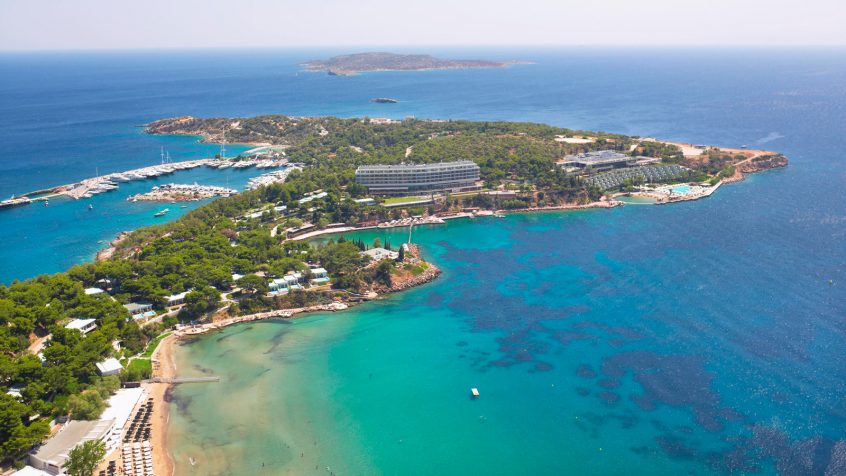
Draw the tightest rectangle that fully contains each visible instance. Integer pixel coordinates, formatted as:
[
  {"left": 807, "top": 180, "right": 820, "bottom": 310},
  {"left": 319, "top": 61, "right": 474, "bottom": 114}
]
[{"left": 1, "top": 0, "right": 844, "bottom": 50}]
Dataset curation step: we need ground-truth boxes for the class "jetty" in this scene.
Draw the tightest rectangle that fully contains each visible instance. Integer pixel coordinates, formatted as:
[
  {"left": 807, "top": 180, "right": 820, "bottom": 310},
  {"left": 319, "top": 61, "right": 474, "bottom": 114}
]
[
  {"left": 63, "top": 159, "right": 211, "bottom": 200},
  {"left": 128, "top": 183, "right": 238, "bottom": 202},
  {"left": 150, "top": 376, "right": 220, "bottom": 384},
  {"left": 246, "top": 166, "right": 301, "bottom": 190}
]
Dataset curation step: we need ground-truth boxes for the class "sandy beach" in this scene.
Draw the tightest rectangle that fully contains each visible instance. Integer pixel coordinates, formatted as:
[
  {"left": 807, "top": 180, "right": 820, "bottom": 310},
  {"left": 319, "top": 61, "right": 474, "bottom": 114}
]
[{"left": 149, "top": 335, "right": 178, "bottom": 476}]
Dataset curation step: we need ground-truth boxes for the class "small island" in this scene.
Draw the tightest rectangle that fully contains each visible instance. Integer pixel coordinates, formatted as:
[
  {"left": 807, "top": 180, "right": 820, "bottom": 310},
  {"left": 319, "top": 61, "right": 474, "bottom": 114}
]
[
  {"left": 371, "top": 97, "right": 399, "bottom": 104},
  {"left": 301, "top": 52, "right": 522, "bottom": 76}
]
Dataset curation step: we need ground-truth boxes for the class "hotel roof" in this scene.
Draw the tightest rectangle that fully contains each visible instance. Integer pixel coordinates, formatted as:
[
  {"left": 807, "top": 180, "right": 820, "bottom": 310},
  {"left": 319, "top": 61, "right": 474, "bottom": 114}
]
[
  {"left": 356, "top": 160, "right": 479, "bottom": 172},
  {"left": 95, "top": 358, "right": 123, "bottom": 375},
  {"left": 560, "top": 150, "right": 633, "bottom": 165},
  {"left": 100, "top": 387, "right": 144, "bottom": 430},
  {"left": 166, "top": 290, "right": 190, "bottom": 301},
  {"left": 123, "top": 303, "right": 152, "bottom": 313},
  {"left": 29, "top": 419, "right": 113, "bottom": 470},
  {"left": 65, "top": 318, "right": 96, "bottom": 331}
]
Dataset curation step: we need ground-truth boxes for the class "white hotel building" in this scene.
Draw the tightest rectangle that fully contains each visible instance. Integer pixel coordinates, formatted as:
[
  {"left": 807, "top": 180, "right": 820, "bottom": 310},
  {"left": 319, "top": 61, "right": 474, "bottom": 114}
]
[{"left": 354, "top": 160, "right": 481, "bottom": 196}]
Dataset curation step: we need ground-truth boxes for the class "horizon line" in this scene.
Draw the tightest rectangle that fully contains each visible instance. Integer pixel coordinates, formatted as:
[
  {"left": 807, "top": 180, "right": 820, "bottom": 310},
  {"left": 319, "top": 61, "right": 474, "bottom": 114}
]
[{"left": 2, "top": 44, "right": 846, "bottom": 54}]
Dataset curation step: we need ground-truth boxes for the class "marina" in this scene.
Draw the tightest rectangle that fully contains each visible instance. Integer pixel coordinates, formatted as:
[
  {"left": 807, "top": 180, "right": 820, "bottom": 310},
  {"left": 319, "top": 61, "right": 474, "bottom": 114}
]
[
  {"left": 1, "top": 157, "right": 292, "bottom": 211},
  {"left": 128, "top": 183, "right": 238, "bottom": 202},
  {"left": 245, "top": 165, "right": 301, "bottom": 190}
]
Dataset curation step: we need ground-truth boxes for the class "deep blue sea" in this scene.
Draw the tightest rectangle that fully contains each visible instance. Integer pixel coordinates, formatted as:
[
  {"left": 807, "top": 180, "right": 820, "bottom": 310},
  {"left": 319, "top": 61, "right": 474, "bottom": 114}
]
[{"left": 2, "top": 48, "right": 845, "bottom": 474}]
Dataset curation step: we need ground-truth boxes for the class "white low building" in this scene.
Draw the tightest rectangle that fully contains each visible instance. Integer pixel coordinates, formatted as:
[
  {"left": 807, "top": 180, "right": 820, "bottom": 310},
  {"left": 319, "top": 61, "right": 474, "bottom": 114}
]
[
  {"left": 83, "top": 288, "right": 105, "bottom": 296},
  {"left": 310, "top": 267, "right": 330, "bottom": 285},
  {"left": 64, "top": 318, "right": 97, "bottom": 335},
  {"left": 123, "top": 303, "right": 154, "bottom": 321},
  {"left": 268, "top": 278, "right": 289, "bottom": 295},
  {"left": 95, "top": 358, "right": 123, "bottom": 376},
  {"left": 99, "top": 387, "right": 145, "bottom": 451},
  {"left": 12, "top": 466, "right": 52, "bottom": 476},
  {"left": 28, "top": 420, "right": 113, "bottom": 475},
  {"left": 363, "top": 247, "right": 399, "bottom": 261},
  {"left": 165, "top": 290, "right": 191, "bottom": 306},
  {"left": 27, "top": 388, "right": 146, "bottom": 474}
]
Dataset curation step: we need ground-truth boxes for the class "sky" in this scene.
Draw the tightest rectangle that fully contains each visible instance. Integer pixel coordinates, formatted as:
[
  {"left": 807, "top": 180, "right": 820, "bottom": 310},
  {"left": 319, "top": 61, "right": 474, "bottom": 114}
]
[{"left": 1, "top": 0, "right": 845, "bottom": 50}]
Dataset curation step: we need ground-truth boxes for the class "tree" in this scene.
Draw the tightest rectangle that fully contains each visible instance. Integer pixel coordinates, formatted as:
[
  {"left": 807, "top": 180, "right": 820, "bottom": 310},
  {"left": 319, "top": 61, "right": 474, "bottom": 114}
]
[
  {"left": 179, "top": 287, "right": 221, "bottom": 321},
  {"left": 67, "top": 391, "right": 105, "bottom": 420},
  {"left": 374, "top": 261, "right": 393, "bottom": 287},
  {"left": 0, "top": 393, "right": 49, "bottom": 465},
  {"left": 65, "top": 439, "right": 106, "bottom": 476},
  {"left": 397, "top": 245, "right": 405, "bottom": 262},
  {"left": 236, "top": 274, "right": 269, "bottom": 295}
]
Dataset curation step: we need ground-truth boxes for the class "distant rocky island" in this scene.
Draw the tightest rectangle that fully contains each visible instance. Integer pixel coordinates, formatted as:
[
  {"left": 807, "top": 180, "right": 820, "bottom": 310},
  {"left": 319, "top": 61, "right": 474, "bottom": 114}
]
[
  {"left": 301, "top": 52, "right": 522, "bottom": 76},
  {"left": 371, "top": 97, "right": 399, "bottom": 104}
]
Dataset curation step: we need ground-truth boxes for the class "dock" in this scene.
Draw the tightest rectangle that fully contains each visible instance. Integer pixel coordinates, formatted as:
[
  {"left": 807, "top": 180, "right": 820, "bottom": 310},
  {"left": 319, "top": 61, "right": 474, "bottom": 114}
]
[{"left": 150, "top": 376, "right": 220, "bottom": 384}]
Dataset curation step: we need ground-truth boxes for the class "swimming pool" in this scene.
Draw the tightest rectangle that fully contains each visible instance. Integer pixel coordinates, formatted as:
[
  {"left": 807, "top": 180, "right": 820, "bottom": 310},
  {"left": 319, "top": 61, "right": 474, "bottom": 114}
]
[{"left": 671, "top": 185, "right": 691, "bottom": 194}]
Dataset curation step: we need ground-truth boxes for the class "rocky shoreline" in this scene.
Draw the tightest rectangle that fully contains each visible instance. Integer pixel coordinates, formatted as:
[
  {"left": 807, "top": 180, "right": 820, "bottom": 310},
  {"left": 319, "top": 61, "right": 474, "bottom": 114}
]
[{"left": 95, "top": 231, "right": 131, "bottom": 261}]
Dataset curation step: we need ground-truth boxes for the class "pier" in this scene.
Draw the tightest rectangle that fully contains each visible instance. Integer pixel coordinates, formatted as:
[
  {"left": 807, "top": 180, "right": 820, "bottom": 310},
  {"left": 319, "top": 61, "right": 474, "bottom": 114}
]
[
  {"left": 128, "top": 183, "right": 238, "bottom": 202},
  {"left": 150, "top": 376, "right": 220, "bottom": 384}
]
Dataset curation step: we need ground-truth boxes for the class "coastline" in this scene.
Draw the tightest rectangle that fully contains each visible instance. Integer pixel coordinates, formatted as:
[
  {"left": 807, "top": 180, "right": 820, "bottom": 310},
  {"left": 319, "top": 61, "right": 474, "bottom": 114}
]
[
  {"left": 149, "top": 248, "right": 440, "bottom": 474},
  {"left": 149, "top": 335, "right": 178, "bottom": 476}
]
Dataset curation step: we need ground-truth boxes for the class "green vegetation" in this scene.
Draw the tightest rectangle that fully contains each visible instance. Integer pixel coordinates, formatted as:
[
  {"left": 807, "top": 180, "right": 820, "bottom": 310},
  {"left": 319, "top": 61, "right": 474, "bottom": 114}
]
[
  {"left": 124, "top": 359, "right": 152, "bottom": 381},
  {"left": 64, "top": 439, "right": 106, "bottom": 476},
  {"left": 0, "top": 393, "right": 49, "bottom": 465},
  {"left": 634, "top": 141, "right": 684, "bottom": 163},
  {"left": 148, "top": 115, "right": 634, "bottom": 212},
  {"left": 403, "top": 262, "right": 429, "bottom": 276},
  {"left": 66, "top": 376, "right": 119, "bottom": 420},
  {"left": 381, "top": 195, "right": 430, "bottom": 205}
]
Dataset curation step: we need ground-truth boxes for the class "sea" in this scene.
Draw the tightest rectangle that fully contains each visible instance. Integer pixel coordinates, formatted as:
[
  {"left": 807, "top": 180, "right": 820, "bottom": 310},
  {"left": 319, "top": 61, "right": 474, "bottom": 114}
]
[{"left": 2, "top": 48, "right": 845, "bottom": 474}]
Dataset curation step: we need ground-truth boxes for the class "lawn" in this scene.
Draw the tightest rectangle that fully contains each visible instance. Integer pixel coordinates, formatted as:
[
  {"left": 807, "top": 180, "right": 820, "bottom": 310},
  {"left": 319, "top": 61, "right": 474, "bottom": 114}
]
[
  {"left": 126, "top": 358, "right": 152, "bottom": 376},
  {"left": 381, "top": 195, "right": 430, "bottom": 205},
  {"left": 141, "top": 331, "right": 171, "bottom": 359}
]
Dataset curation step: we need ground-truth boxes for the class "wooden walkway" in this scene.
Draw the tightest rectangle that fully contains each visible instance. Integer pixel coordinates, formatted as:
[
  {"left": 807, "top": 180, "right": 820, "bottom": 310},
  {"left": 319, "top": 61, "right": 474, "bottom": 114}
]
[{"left": 150, "top": 376, "right": 220, "bottom": 384}]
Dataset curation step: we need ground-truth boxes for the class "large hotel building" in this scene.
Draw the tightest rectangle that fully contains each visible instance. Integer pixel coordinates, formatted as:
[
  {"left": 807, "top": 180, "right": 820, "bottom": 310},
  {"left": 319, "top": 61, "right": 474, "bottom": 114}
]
[{"left": 355, "top": 160, "right": 481, "bottom": 196}]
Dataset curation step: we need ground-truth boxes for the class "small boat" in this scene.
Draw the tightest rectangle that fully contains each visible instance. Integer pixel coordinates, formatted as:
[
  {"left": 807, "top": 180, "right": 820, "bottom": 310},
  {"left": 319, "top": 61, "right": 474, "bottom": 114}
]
[
  {"left": 181, "top": 205, "right": 188, "bottom": 208},
  {"left": 44, "top": 200, "right": 49, "bottom": 206},
  {"left": 88, "top": 204, "right": 94, "bottom": 210},
  {"left": 471, "top": 388, "right": 480, "bottom": 397},
  {"left": 154, "top": 208, "right": 170, "bottom": 217}
]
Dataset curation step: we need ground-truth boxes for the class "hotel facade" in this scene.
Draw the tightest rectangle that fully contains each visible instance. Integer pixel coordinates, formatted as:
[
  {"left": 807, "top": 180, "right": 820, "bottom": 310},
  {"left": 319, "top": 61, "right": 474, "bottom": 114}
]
[{"left": 354, "top": 160, "right": 481, "bottom": 196}]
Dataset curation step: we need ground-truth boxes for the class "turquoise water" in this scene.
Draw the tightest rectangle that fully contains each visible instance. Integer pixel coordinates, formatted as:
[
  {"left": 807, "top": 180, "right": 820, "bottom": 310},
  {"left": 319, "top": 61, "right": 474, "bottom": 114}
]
[
  {"left": 169, "top": 200, "right": 845, "bottom": 474},
  {"left": 615, "top": 195, "right": 657, "bottom": 205},
  {"left": 2, "top": 48, "right": 845, "bottom": 473},
  {"left": 671, "top": 185, "right": 692, "bottom": 194}
]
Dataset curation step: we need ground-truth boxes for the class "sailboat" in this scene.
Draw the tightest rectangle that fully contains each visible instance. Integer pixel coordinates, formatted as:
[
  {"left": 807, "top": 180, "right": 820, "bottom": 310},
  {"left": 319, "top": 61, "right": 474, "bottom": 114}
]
[{"left": 154, "top": 208, "right": 170, "bottom": 217}]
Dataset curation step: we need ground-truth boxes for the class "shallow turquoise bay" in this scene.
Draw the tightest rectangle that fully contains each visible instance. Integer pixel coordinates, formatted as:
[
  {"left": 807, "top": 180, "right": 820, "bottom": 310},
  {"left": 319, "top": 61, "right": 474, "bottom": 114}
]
[{"left": 168, "top": 200, "right": 845, "bottom": 475}]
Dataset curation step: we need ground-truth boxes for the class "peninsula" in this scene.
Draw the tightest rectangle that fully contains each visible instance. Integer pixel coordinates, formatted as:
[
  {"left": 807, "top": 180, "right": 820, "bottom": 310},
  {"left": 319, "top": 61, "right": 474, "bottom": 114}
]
[
  {"left": 145, "top": 114, "right": 787, "bottom": 208},
  {"left": 300, "top": 52, "right": 520, "bottom": 76},
  {"left": 1, "top": 113, "right": 787, "bottom": 475}
]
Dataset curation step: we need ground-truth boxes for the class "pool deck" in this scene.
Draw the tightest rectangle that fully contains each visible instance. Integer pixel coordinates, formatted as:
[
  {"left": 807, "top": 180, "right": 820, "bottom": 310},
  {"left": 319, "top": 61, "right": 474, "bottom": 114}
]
[{"left": 619, "top": 181, "right": 722, "bottom": 204}]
